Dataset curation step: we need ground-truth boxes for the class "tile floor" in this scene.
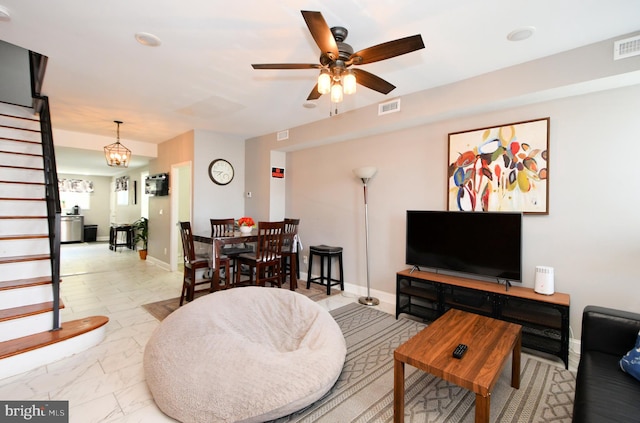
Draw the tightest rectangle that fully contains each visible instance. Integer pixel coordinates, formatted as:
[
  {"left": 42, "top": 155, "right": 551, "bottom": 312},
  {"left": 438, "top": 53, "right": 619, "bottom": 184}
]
[{"left": 0, "top": 242, "right": 389, "bottom": 422}]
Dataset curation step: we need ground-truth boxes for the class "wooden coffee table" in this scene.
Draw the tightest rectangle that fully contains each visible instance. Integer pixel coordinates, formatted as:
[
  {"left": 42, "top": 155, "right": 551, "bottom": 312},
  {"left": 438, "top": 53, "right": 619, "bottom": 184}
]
[{"left": 393, "top": 309, "right": 522, "bottom": 423}]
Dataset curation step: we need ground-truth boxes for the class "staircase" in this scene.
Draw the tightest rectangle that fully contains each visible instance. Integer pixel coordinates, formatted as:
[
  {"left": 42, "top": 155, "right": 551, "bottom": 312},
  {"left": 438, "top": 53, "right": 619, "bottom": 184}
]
[{"left": 0, "top": 101, "right": 108, "bottom": 380}]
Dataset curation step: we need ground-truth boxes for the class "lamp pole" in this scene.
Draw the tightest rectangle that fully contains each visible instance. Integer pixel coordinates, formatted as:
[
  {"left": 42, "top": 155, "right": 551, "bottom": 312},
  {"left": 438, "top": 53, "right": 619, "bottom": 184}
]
[{"left": 353, "top": 167, "right": 379, "bottom": 306}]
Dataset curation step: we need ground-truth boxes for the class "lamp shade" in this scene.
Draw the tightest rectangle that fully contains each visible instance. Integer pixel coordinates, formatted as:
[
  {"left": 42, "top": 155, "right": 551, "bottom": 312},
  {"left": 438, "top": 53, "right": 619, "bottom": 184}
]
[
  {"left": 353, "top": 166, "right": 377, "bottom": 179},
  {"left": 330, "top": 82, "right": 343, "bottom": 103},
  {"left": 317, "top": 70, "right": 331, "bottom": 95},
  {"left": 343, "top": 71, "right": 356, "bottom": 95}
]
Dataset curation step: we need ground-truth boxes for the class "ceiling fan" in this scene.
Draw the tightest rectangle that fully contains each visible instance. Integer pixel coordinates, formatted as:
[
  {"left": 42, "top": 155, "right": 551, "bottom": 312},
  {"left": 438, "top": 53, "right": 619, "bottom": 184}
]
[{"left": 251, "top": 10, "right": 425, "bottom": 104}]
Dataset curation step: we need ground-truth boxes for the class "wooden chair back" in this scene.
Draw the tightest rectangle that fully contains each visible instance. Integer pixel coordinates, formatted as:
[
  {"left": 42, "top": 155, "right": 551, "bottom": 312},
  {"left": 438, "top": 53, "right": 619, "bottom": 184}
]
[
  {"left": 283, "top": 218, "right": 300, "bottom": 252},
  {"left": 255, "top": 221, "right": 285, "bottom": 262},
  {"left": 179, "top": 221, "right": 198, "bottom": 263},
  {"left": 210, "top": 218, "right": 235, "bottom": 238}
]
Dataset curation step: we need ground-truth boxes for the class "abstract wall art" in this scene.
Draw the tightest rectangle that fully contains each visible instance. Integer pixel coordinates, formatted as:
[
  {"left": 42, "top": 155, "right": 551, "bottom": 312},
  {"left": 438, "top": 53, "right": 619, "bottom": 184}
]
[{"left": 447, "top": 117, "right": 549, "bottom": 214}]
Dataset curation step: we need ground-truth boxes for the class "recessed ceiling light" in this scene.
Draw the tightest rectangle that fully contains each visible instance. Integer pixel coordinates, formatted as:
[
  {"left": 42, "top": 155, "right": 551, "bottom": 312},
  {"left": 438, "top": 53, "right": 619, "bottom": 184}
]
[
  {"left": 302, "top": 102, "right": 317, "bottom": 109},
  {"left": 507, "top": 26, "right": 536, "bottom": 42},
  {"left": 0, "top": 6, "right": 11, "bottom": 22},
  {"left": 135, "top": 32, "right": 161, "bottom": 47}
]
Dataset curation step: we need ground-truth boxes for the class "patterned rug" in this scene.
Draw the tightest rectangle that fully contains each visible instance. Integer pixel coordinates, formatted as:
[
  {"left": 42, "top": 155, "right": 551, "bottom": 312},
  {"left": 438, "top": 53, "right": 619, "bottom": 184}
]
[
  {"left": 272, "top": 303, "right": 576, "bottom": 423},
  {"left": 141, "top": 279, "right": 341, "bottom": 321}
]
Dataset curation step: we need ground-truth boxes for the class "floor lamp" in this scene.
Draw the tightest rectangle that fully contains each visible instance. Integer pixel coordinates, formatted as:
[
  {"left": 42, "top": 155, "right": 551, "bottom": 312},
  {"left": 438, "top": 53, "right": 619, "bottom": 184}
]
[{"left": 353, "top": 166, "right": 379, "bottom": 306}]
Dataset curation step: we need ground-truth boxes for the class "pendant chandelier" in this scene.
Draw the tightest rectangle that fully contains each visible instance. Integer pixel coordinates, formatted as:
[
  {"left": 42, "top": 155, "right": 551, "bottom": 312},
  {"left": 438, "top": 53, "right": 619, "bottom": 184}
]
[{"left": 104, "top": 120, "right": 131, "bottom": 168}]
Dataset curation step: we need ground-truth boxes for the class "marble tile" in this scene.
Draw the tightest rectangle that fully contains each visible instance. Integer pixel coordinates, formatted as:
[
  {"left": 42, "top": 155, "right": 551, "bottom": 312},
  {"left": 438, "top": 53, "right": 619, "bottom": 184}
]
[{"left": 1, "top": 242, "right": 368, "bottom": 422}]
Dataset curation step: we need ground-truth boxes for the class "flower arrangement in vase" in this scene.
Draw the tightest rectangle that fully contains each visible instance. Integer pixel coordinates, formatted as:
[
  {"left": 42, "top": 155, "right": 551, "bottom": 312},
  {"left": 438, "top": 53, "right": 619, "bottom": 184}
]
[{"left": 237, "top": 216, "right": 255, "bottom": 234}]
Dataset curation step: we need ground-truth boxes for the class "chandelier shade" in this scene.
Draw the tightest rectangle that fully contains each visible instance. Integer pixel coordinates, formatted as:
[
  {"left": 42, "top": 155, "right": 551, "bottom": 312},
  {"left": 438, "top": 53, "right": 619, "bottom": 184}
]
[
  {"left": 317, "top": 70, "right": 331, "bottom": 94},
  {"left": 343, "top": 71, "right": 356, "bottom": 95},
  {"left": 104, "top": 120, "right": 131, "bottom": 168}
]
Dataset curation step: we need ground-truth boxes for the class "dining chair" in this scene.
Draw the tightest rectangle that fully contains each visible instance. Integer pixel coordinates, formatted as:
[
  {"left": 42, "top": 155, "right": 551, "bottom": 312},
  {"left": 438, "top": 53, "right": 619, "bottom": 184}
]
[
  {"left": 178, "top": 221, "right": 213, "bottom": 305},
  {"left": 235, "top": 221, "right": 285, "bottom": 288},
  {"left": 210, "top": 218, "right": 241, "bottom": 288},
  {"left": 281, "top": 218, "right": 300, "bottom": 289}
]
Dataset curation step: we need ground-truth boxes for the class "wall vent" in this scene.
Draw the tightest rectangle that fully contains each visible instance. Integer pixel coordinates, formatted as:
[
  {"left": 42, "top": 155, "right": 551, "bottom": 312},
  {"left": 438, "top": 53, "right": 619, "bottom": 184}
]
[
  {"left": 276, "top": 129, "right": 289, "bottom": 141},
  {"left": 614, "top": 35, "right": 640, "bottom": 60},
  {"left": 378, "top": 98, "right": 401, "bottom": 116}
]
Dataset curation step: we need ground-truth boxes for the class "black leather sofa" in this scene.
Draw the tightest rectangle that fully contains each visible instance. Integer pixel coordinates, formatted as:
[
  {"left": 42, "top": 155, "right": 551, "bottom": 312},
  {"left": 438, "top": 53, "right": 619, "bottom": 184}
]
[{"left": 572, "top": 305, "right": 640, "bottom": 422}]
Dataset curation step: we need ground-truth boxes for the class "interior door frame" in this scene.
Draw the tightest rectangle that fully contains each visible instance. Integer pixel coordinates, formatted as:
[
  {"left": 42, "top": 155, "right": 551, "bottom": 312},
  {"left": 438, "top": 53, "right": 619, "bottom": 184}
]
[{"left": 170, "top": 161, "right": 192, "bottom": 272}]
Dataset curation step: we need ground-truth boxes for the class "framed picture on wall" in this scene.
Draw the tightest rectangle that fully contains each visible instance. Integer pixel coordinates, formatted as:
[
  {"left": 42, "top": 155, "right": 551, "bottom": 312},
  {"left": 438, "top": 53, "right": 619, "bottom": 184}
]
[{"left": 447, "top": 117, "right": 549, "bottom": 214}]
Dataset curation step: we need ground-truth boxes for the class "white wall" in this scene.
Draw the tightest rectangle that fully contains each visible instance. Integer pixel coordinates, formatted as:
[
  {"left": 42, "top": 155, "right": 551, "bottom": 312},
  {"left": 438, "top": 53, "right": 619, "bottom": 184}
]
[{"left": 192, "top": 129, "right": 246, "bottom": 235}]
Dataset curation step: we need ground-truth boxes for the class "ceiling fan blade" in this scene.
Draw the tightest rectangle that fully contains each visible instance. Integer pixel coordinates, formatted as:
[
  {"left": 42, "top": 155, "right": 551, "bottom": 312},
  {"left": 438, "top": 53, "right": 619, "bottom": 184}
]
[
  {"left": 252, "top": 63, "right": 321, "bottom": 70},
  {"left": 301, "top": 10, "right": 339, "bottom": 59},
  {"left": 352, "top": 69, "right": 396, "bottom": 94},
  {"left": 307, "top": 84, "right": 322, "bottom": 100},
  {"left": 351, "top": 34, "right": 425, "bottom": 65}
]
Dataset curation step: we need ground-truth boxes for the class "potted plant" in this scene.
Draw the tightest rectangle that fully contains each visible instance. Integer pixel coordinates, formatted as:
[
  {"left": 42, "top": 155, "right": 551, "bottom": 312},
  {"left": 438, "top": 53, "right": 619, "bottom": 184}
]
[
  {"left": 237, "top": 216, "right": 255, "bottom": 234},
  {"left": 132, "top": 217, "right": 148, "bottom": 259}
]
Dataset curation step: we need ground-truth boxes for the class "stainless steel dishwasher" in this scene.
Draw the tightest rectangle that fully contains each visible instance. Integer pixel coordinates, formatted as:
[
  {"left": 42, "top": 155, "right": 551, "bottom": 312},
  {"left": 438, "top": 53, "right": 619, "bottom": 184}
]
[{"left": 61, "top": 215, "right": 84, "bottom": 243}]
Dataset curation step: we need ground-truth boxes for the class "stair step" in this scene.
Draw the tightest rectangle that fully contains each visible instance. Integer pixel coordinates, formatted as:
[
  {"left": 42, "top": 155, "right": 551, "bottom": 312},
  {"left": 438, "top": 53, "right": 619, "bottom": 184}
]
[
  {"left": 0, "top": 234, "right": 48, "bottom": 240},
  {"left": 0, "top": 300, "right": 64, "bottom": 323},
  {"left": 0, "top": 136, "right": 40, "bottom": 145},
  {"left": 0, "top": 215, "right": 47, "bottom": 219},
  {"left": 0, "top": 149, "right": 43, "bottom": 158},
  {"left": 0, "top": 197, "right": 46, "bottom": 201},
  {"left": 0, "top": 164, "right": 44, "bottom": 172},
  {"left": 0, "top": 315, "right": 108, "bottom": 360},
  {"left": 0, "top": 254, "right": 50, "bottom": 264},
  {"left": 0, "top": 112, "right": 39, "bottom": 124},
  {"left": 0, "top": 124, "right": 40, "bottom": 134},
  {"left": 0, "top": 276, "right": 55, "bottom": 291},
  {"left": 0, "top": 180, "right": 45, "bottom": 186}
]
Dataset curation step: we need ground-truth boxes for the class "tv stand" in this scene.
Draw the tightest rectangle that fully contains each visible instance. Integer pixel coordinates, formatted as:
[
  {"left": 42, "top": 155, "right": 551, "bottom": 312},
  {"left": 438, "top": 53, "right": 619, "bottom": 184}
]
[{"left": 396, "top": 269, "right": 570, "bottom": 369}]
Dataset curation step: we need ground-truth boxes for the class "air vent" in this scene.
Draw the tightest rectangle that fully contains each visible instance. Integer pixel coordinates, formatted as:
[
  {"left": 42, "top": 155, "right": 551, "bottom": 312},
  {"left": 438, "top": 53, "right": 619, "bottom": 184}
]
[
  {"left": 378, "top": 98, "right": 401, "bottom": 116},
  {"left": 614, "top": 35, "right": 640, "bottom": 60},
  {"left": 276, "top": 130, "right": 289, "bottom": 141}
]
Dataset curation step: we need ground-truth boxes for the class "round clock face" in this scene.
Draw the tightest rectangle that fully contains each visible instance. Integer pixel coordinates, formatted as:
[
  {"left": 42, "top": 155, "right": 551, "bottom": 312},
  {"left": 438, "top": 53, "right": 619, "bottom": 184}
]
[{"left": 208, "top": 159, "right": 234, "bottom": 185}]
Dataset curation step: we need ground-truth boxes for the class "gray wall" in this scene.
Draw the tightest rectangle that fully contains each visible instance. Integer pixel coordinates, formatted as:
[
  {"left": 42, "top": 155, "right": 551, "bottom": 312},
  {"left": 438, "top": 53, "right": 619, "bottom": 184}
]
[
  {"left": 0, "top": 40, "right": 31, "bottom": 106},
  {"left": 243, "top": 32, "right": 640, "bottom": 339}
]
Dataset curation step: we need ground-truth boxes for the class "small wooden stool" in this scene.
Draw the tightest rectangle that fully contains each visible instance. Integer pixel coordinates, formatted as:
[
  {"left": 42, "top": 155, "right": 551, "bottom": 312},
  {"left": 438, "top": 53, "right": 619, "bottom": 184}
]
[{"left": 307, "top": 245, "right": 344, "bottom": 295}]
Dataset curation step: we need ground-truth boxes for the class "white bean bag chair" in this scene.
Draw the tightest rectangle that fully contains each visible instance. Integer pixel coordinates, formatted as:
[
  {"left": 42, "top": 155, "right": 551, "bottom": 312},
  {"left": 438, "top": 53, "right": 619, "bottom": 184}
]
[{"left": 144, "top": 286, "right": 346, "bottom": 423}]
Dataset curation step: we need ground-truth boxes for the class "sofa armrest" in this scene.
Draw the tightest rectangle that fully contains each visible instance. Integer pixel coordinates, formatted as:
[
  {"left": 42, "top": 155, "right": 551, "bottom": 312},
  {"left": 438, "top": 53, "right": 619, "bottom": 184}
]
[{"left": 581, "top": 305, "right": 640, "bottom": 357}]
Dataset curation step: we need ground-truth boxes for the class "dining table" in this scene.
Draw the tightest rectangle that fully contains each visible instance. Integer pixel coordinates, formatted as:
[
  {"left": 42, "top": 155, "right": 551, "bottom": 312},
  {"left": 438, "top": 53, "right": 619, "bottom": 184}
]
[{"left": 193, "top": 230, "right": 257, "bottom": 290}]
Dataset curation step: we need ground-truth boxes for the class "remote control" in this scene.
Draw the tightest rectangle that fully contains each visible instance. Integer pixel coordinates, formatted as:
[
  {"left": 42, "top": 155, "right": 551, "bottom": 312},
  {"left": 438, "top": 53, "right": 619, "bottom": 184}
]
[{"left": 453, "top": 343, "right": 468, "bottom": 359}]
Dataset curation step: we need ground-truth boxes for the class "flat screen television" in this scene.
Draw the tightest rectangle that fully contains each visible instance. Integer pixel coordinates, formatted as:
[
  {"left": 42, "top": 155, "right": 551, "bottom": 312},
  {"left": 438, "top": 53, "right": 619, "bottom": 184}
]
[
  {"left": 406, "top": 210, "right": 522, "bottom": 283},
  {"left": 145, "top": 173, "right": 169, "bottom": 196}
]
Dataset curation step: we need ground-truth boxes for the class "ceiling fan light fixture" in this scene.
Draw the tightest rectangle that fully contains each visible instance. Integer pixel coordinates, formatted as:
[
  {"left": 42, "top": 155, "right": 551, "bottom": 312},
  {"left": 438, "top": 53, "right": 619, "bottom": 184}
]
[
  {"left": 330, "top": 81, "right": 343, "bottom": 103},
  {"left": 318, "top": 70, "right": 331, "bottom": 94},
  {"left": 104, "top": 121, "right": 131, "bottom": 168},
  {"left": 343, "top": 71, "right": 356, "bottom": 95}
]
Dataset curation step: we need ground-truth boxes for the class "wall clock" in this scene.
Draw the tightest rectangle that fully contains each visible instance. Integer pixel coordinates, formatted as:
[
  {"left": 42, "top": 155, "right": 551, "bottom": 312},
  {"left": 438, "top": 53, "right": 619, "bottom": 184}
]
[{"left": 208, "top": 159, "right": 234, "bottom": 185}]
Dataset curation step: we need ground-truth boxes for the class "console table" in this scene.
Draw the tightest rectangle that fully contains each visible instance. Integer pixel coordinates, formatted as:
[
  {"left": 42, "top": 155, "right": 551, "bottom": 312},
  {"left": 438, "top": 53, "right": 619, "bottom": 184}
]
[{"left": 396, "top": 269, "right": 570, "bottom": 369}]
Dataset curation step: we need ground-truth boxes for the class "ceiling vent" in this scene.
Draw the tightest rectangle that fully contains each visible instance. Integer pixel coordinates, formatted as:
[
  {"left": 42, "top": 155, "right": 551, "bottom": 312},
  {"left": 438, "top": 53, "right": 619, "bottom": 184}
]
[
  {"left": 614, "top": 35, "right": 640, "bottom": 60},
  {"left": 277, "top": 130, "right": 289, "bottom": 141},
  {"left": 378, "top": 98, "right": 401, "bottom": 116}
]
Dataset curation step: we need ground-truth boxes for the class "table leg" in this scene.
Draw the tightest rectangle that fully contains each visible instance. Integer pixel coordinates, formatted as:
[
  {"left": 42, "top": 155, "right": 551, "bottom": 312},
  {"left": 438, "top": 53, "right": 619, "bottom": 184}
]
[
  {"left": 511, "top": 332, "right": 521, "bottom": 389},
  {"left": 475, "top": 393, "right": 490, "bottom": 423},
  {"left": 393, "top": 358, "right": 405, "bottom": 423}
]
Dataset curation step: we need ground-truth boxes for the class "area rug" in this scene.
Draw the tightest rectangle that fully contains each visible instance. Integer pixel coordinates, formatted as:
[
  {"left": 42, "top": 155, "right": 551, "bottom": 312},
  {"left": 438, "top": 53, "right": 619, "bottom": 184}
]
[
  {"left": 141, "top": 280, "right": 341, "bottom": 321},
  {"left": 271, "top": 303, "right": 576, "bottom": 423}
]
